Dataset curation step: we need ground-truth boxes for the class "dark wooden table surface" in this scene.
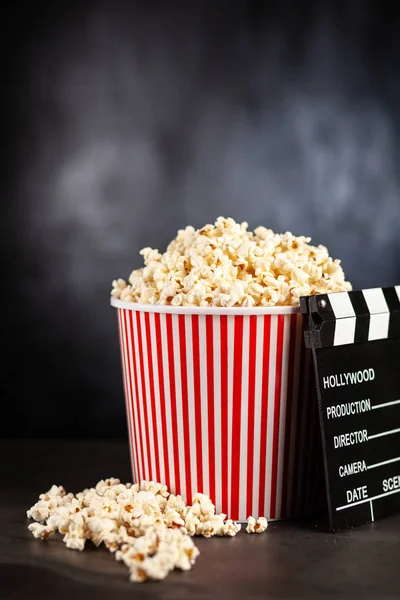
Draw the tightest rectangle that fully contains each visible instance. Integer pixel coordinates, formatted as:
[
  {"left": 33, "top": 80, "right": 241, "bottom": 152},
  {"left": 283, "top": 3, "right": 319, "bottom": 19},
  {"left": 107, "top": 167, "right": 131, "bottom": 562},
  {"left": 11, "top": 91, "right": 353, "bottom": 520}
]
[{"left": 2, "top": 439, "right": 400, "bottom": 599}]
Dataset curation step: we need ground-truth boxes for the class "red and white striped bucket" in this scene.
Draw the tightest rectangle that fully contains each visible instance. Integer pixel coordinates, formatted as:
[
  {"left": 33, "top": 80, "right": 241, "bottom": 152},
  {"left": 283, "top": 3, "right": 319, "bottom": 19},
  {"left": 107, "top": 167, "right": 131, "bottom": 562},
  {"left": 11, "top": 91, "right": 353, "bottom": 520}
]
[{"left": 112, "top": 299, "right": 322, "bottom": 522}]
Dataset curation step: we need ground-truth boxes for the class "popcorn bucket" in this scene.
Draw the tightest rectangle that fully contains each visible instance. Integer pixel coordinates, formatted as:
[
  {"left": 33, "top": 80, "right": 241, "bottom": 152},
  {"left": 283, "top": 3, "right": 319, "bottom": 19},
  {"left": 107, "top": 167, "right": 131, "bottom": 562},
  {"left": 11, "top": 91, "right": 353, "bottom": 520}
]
[{"left": 111, "top": 298, "right": 323, "bottom": 521}]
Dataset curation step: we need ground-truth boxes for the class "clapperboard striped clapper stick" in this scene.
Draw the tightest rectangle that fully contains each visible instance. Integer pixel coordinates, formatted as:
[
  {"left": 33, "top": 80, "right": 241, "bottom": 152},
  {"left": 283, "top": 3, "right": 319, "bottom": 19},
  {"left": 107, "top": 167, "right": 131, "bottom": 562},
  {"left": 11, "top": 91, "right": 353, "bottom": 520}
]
[{"left": 301, "top": 286, "right": 400, "bottom": 531}]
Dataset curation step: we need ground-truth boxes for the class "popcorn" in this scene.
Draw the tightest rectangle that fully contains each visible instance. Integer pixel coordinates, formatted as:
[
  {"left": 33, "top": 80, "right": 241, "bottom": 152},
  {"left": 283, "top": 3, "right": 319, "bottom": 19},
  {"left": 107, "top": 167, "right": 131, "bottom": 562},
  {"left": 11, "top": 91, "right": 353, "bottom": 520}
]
[
  {"left": 27, "top": 479, "right": 244, "bottom": 583},
  {"left": 183, "top": 509, "right": 201, "bottom": 536},
  {"left": 223, "top": 519, "right": 242, "bottom": 536},
  {"left": 111, "top": 217, "right": 351, "bottom": 307},
  {"left": 166, "top": 493, "right": 186, "bottom": 513},
  {"left": 95, "top": 478, "right": 121, "bottom": 496},
  {"left": 64, "top": 531, "right": 86, "bottom": 551},
  {"left": 163, "top": 507, "right": 186, "bottom": 530},
  {"left": 88, "top": 516, "right": 117, "bottom": 535},
  {"left": 246, "top": 516, "right": 268, "bottom": 533},
  {"left": 26, "top": 485, "right": 68, "bottom": 522},
  {"left": 47, "top": 507, "right": 73, "bottom": 533},
  {"left": 191, "top": 492, "right": 216, "bottom": 519},
  {"left": 28, "top": 481, "right": 269, "bottom": 582},
  {"left": 175, "top": 535, "right": 200, "bottom": 570},
  {"left": 28, "top": 523, "right": 54, "bottom": 539},
  {"left": 42, "top": 485, "right": 67, "bottom": 498},
  {"left": 26, "top": 500, "right": 56, "bottom": 523},
  {"left": 139, "top": 481, "right": 169, "bottom": 497},
  {"left": 208, "top": 514, "right": 227, "bottom": 536}
]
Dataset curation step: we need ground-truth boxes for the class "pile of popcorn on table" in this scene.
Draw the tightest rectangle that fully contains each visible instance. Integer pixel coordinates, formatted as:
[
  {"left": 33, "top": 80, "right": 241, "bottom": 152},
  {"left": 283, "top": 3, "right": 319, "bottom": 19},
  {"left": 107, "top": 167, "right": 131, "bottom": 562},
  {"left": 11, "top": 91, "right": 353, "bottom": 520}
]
[{"left": 27, "top": 479, "right": 267, "bottom": 583}]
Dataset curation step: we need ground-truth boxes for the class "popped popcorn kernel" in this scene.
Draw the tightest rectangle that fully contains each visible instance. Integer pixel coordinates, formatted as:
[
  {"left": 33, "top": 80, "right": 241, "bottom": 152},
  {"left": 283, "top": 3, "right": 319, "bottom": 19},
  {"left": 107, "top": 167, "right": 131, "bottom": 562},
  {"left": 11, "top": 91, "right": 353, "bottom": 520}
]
[
  {"left": 246, "top": 515, "right": 268, "bottom": 534},
  {"left": 223, "top": 519, "right": 242, "bottom": 536},
  {"left": 28, "top": 523, "right": 55, "bottom": 540},
  {"left": 111, "top": 217, "right": 351, "bottom": 307},
  {"left": 27, "top": 480, "right": 247, "bottom": 583}
]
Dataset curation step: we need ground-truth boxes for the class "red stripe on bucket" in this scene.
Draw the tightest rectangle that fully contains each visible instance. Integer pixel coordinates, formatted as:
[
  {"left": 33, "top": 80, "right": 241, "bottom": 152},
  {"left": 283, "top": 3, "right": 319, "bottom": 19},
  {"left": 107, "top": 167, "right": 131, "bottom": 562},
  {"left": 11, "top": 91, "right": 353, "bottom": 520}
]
[
  {"left": 128, "top": 311, "right": 141, "bottom": 484},
  {"left": 128, "top": 311, "right": 145, "bottom": 482},
  {"left": 144, "top": 312, "right": 161, "bottom": 483},
  {"left": 178, "top": 314, "right": 192, "bottom": 504},
  {"left": 154, "top": 313, "right": 170, "bottom": 486},
  {"left": 231, "top": 316, "right": 244, "bottom": 520},
  {"left": 135, "top": 311, "right": 152, "bottom": 481},
  {"left": 192, "top": 315, "right": 203, "bottom": 493}
]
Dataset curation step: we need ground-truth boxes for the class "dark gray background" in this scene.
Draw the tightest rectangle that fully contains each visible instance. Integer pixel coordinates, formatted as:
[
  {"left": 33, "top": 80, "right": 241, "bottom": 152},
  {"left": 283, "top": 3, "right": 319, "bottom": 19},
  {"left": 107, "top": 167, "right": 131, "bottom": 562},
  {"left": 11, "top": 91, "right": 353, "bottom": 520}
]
[{"left": 3, "top": 0, "right": 400, "bottom": 438}]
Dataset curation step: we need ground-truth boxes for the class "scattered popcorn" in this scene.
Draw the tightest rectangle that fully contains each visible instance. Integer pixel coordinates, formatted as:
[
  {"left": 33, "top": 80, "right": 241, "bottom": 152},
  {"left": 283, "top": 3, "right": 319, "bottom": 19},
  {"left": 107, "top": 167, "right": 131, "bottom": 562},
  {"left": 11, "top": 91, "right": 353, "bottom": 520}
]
[
  {"left": 28, "top": 523, "right": 54, "bottom": 540},
  {"left": 111, "top": 217, "right": 351, "bottom": 307},
  {"left": 246, "top": 515, "right": 269, "bottom": 533},
  {"left": 27, "top": 480, "right": 246, "bottom": 583},
  {"left": 223, "top": 519, "right": 242, "bottom": 536}
]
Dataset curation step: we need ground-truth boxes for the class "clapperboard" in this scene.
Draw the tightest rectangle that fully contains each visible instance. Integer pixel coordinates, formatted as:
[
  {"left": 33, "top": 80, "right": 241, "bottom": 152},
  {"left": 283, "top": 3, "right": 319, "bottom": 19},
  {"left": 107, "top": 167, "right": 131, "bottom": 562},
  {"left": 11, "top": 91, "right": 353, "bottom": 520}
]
[{"left": 301, "top": 286, "right": 400, "bottom": 531}]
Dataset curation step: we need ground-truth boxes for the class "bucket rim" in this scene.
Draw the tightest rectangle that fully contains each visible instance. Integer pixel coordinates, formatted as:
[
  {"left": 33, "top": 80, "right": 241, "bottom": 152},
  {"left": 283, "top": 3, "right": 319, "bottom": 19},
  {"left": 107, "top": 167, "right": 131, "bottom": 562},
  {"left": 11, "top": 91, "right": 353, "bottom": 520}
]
[{"left": 111, "top": 296, "right": 302, "bottom": 315}]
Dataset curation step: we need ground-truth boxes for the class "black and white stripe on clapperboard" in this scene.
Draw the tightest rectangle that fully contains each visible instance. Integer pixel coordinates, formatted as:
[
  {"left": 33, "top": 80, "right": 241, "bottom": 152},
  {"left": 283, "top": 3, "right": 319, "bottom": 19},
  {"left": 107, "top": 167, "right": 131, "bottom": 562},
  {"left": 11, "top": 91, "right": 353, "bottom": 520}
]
[{"left": 301, "top": 286, "right": 400, "bottom": 531}]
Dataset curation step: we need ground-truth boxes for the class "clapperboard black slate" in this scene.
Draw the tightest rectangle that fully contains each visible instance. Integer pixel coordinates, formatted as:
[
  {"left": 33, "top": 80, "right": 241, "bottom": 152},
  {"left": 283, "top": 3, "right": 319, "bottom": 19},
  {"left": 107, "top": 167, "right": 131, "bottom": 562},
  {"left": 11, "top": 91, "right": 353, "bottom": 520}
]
[{"left": 301, "top": 286, "right": 400, "bottom": 531}]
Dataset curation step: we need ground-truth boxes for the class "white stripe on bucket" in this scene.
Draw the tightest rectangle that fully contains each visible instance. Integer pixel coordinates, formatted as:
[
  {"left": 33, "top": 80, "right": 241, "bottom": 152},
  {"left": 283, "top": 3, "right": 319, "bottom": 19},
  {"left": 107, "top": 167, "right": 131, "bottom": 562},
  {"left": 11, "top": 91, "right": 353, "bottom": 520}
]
[
  {"left": 135, "top": 312, "right": 150, "bottom": 480},
  {"left": 265, "top": 315, "right": 278, "bottom": 518},
  {"left": 172, "top": 315, "right": 186, "bottom": 499},
  {"left": 185, "top": 315, "right": 197, "bottom": 500}
]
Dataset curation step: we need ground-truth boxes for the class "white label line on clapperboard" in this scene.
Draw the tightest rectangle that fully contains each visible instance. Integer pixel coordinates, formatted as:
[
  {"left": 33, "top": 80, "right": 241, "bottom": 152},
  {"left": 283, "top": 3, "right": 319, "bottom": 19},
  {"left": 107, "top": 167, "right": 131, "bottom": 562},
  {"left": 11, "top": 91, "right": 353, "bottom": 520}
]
[
  {"left": 367, "top": 456, "right": 400, "bottom": 470},
  {"left": 369, "top": 427, "right": 400, "bottom": 440},
  {"left": 336, "top": 487, "right": 400, "bottom": 511},
  {"left": 371, "top": 399, "right": 400, "bottom": 410}
]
